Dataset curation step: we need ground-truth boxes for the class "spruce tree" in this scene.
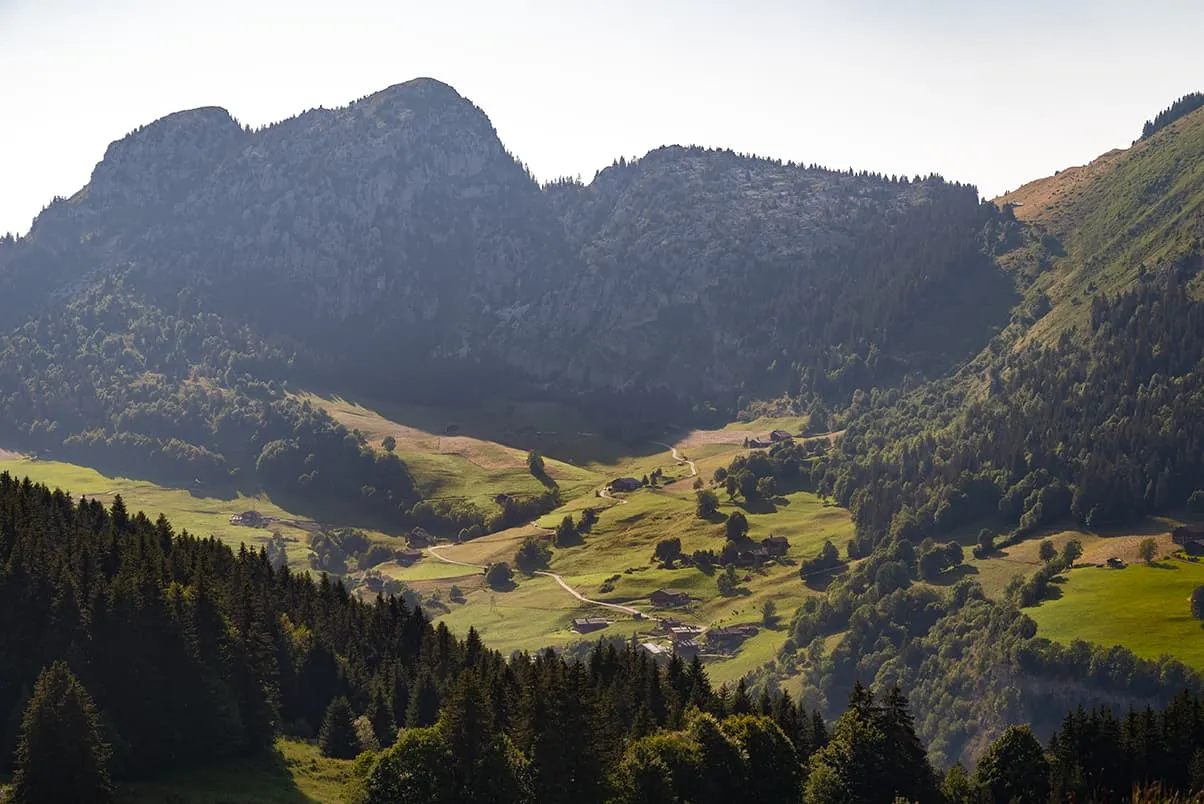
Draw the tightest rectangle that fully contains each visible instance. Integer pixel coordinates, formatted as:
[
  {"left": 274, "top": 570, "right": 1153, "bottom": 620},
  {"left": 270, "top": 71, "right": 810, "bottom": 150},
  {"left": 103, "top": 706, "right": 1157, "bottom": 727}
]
[
  {"left": 318, "top": 697, "right": 360, "bottom": 759},
  {"left": 368, "top": 687, "right": 397, "bottom": 748},
  {"left": 406, "top": 671, "right": 441, "bottom": 728},
  {"left": 11, "top": 662, "right": 112, "bottom": 804}
]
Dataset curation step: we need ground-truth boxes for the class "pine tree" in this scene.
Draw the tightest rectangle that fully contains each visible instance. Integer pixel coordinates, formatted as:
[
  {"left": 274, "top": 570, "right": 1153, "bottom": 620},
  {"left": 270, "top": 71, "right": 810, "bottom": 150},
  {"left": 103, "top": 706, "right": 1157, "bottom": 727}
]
[
  {"left": 11, "top": 662, "right": 112, "bottom": 804},
  {"left": 318, "top": 697, "right": 360, "bottom": 759},
  {"left": 406, "top": 670, "right": 440, "bottom": 728},
  {"left": 368, "top": 686, "right": 397, "bottom": 748}
]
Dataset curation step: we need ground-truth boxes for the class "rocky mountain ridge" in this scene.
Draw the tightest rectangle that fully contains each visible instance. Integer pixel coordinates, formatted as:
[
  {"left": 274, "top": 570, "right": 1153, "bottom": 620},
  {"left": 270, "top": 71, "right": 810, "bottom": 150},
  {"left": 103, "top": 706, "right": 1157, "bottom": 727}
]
[{"left": 0, "top": 78, "right": 1022, "bottom": 412}]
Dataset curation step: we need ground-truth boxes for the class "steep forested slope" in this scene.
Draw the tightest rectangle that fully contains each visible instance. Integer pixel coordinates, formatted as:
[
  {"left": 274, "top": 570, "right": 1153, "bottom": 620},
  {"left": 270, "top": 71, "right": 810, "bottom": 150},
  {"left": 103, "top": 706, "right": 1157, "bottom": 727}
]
[{"left": 759, "top": 101, "right": 1204, "bottom": 765}]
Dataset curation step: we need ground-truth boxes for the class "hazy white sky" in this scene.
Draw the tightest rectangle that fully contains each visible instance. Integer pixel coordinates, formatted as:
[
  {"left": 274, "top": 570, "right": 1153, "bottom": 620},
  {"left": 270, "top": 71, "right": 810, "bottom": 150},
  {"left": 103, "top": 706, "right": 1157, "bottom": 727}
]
[{"left": 1, "top": 0, "right": 1202, "bottom": 235}]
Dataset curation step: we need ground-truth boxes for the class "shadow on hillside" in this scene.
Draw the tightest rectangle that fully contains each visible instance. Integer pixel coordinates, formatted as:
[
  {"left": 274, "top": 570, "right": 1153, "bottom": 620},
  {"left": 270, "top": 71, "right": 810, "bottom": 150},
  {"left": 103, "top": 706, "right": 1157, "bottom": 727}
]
[
  {"left": 929, "top": 563, "right": 980, "bottom": 586},
  {"left": 305, "top": 386, "right": 676, "bottom": 468},
  {"left": 739, "top": 498, "right": 779, "bottom": 515},
  {"left": 118, "top": 746, "right": 313, "bottom": 803},
  {"left": 803, "top": 565, "right": 847, "bottom": 592}
]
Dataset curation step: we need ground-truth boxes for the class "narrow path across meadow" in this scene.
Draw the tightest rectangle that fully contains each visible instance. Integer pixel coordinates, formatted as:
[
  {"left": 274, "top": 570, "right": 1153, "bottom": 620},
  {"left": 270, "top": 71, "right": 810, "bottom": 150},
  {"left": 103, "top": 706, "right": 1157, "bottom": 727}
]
[
  {"left": 426, "top": 544, "right": 643, "bottom": 618},
  {"left": 653, "top": 440, "right": 698, "bottom": 477}
]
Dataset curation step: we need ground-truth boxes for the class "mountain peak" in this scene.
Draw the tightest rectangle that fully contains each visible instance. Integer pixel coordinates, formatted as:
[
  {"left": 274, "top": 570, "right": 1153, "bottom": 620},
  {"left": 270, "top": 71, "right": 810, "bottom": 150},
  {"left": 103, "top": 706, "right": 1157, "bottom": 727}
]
[
  {"left": 355, "top": 77, "right": 466, "bottom": 112},
  {"left": 88, "top": 106, "right": 244, "bottom": 208}
]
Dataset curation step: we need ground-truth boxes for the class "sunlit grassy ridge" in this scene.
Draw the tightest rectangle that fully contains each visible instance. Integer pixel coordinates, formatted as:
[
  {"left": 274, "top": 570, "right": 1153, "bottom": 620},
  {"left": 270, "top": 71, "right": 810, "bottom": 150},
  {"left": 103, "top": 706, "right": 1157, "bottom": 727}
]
[
  {"left": 999, "top": 105, "right": 1204, "bottom": 342},
  {"left": 0, "top": 456, "right": 320, "bottom": 568}
]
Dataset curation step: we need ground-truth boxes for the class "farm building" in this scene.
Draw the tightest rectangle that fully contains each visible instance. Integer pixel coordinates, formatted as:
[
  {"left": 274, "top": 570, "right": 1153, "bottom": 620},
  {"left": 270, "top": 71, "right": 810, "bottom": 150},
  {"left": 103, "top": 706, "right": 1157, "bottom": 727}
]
[
  {"left": 1172, "top": 525, "right": 1204, "bottom": 555},
  {"left": 639, "top": 642, "right": 672, "bottom": 659},
  {"left": 747, "top": 438, "right": 772, "bottom": 449},
  {"left": 609, "top": 477, "right": 643, "bottom": 492},
  {"left": 229, "top": 510, "right": 267, "bottom": 528},
  {"left": 770, "top": 429, "right": 794, "bottom": 443},
  {"left": 673, "top": 639, "right": 700, "bottom": 658},
  {"left": 650, "top": 589, "right": 690, "bottom": 608},
  {"left": 571, "top": 617, "right": 610, "bottom": 634},
  {"left": 762, "top": 535, "right": 790, "bottom": 557},
  {"left": 706, "top": 624, "right": 759, "bottom": 651}
]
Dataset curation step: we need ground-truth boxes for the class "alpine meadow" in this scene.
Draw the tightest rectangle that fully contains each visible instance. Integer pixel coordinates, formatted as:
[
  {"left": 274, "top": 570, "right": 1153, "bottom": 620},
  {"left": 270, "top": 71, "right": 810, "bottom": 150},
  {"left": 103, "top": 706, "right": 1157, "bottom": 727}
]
[{"left": 4, "top": 54, "right": 1204, "bottom": 804}]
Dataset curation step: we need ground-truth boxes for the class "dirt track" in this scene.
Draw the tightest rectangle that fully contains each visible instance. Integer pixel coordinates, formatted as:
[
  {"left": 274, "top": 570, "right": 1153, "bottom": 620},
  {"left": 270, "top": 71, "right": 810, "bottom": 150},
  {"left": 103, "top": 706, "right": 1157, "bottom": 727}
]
[{"left": 426, "top": 544, "right": 642, "bottom": 617}]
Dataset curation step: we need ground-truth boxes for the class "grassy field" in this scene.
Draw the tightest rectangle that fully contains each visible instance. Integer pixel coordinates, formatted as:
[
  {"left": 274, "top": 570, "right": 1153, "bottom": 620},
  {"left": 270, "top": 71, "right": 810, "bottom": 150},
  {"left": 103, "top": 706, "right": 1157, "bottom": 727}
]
[
  {"left": 1027, "top": 560, "right": 1204, "bottom": 669},
  {"left": 0, "top": 456, "right": 320, "bottom": 569},
  {"left": 115, "top": 740, "right": 352, "bottom": 803},
  {"left": 400, "top": 435, "right": 854, "bottom": 668},
  {"left": 920, "top": 517, "right": 1180, "bottom": 600},
  {"left": 302, "top": 393, "right": 607, "bottom": 511},
  {"left": 2, "top": 406, "right": 848, "bottom": 687}
]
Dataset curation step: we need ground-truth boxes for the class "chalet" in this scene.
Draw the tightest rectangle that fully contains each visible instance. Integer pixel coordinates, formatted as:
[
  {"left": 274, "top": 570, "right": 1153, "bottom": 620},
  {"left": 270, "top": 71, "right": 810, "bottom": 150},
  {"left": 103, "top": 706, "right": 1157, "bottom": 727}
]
[
  {"left": 706, "top": 624, "right": 759, "bottom": 651},
  {"left": 1173, "top": 525, "right": 1204, "bottom": 555},
  {"left": 1106, "top": 557, "right": 1126, "bottom": 569},
  {"left": 733, "top": 547, "right": 771, "bottom": 567},
  {"left": 650, "top": 589, "right": 690, "bottom": 608},
  {"left": 639, "top": 642, "right": 672, "bottom": 659},
  {"left": 762, "top": 535, "right": 790, "bottom": 557},
  {"left": 747, "top": 438, "right": 772, "bottom": 449},
  {"left": 673, "top": 639, "right": 700, "bottom": 658},
  {"left": 770, "top": 429, "right": 794, "bottom": 443},
  {"left": 571, "top": 617, "right": 610, "bottom": 634},
  {"left": 668, "top": 625, "right": 704, "bottom": 642},
  {"left": 230, "top": 510, "right": 266, "bottom": 528},
  {"left": 609, "top": 477, "right": 643, "bottom": 493}
]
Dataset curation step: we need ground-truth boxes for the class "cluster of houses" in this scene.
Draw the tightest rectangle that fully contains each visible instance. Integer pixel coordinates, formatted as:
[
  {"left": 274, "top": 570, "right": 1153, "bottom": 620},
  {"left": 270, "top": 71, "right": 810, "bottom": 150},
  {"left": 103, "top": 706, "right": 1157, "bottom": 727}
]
[
  {"left": 635, "top": 619, "right": 759, "bottom": 660},
  {"left": 746, "top": 429, "right": 795, "bottom": 450}
]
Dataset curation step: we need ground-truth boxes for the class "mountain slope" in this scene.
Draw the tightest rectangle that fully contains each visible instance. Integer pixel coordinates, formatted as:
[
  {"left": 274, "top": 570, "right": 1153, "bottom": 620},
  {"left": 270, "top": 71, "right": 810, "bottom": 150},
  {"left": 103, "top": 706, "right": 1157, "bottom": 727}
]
[
  {"left": 0, "top": 78, "right": 1027, "bottom": 524},
  {"left": 537, "top": 148, "right": 1016, "bottom": 403},
  {"left": 997, "top": 103, "right": 1204, "bottom": 341}
]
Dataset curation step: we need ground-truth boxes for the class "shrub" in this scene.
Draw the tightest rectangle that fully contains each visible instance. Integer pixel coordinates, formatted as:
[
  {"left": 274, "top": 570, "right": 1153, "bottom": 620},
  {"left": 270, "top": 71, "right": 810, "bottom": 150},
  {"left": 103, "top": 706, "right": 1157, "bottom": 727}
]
[{"left": 484, "top": 562, "right": 513, "bottom": 589}]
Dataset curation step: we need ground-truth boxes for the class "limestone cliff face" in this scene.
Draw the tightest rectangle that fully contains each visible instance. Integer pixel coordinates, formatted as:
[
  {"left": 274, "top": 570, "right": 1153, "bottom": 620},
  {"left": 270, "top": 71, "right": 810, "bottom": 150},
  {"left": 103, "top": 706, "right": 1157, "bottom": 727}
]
[{"left": 1, "top": 79, "right": 1014, "bottom": 405}]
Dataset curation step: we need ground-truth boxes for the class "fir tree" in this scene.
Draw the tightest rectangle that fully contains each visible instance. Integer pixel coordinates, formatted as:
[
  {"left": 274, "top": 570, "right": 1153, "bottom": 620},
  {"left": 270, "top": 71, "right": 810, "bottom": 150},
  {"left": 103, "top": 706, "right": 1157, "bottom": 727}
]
[
  {"left": 406, "top": 671, "right": 441, "bottom": 728},
  {"left": 318, "top": 697, "right": 360, "bottom": 759},
  {"left": 11, "top": 662, "right": 112, "bottom": 804}
]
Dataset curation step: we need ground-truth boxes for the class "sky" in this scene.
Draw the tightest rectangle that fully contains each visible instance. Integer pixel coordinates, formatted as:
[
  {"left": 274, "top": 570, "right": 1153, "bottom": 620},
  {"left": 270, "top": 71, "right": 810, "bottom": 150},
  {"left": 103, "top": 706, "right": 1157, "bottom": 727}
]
[{"left": 1, "top": 0, "right": 1203, "bottom": 235}]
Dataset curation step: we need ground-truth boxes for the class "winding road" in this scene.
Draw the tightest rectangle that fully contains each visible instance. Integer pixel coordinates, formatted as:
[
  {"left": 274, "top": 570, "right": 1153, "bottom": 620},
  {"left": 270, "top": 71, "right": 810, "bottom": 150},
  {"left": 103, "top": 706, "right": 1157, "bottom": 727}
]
[
  {"left": 598, "top": 486, "right": 628, "bottom": 504},
  {"left": 424, "top": 439, "right": 704, "bottom": 621},
  {"left": 425, "top": 544, "right": 643, "bottom": 618},
  {"left": 653, "top": 440, "right": 698, "bottom": 478}
]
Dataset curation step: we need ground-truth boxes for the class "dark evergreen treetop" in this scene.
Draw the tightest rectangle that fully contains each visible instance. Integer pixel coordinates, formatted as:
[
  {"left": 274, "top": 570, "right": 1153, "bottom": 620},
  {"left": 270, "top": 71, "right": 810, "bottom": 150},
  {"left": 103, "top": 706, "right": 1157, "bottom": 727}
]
[{"left": 1141, "top": 91, "right": 1204, "bottom": 140}]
